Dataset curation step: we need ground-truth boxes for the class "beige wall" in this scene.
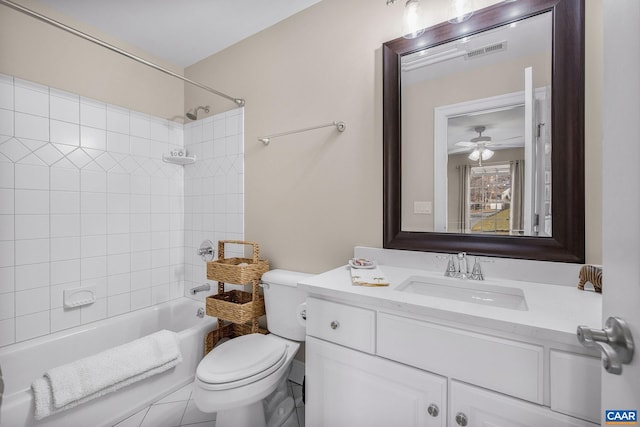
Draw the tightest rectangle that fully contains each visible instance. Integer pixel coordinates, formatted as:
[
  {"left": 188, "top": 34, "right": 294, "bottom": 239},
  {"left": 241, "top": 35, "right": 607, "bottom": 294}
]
[
  {"left": 186, "top": 0, "right": 602, "bottom": 271},
  {"left": 0, "top": 1, "right": 185, "bottom": 120}
]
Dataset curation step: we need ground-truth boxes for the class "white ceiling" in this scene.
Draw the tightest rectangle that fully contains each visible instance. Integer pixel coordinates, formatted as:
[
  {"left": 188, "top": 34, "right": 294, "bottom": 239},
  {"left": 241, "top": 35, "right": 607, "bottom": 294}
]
[{"left": 35, "top": 0, "right": 322, "bottom": 67}]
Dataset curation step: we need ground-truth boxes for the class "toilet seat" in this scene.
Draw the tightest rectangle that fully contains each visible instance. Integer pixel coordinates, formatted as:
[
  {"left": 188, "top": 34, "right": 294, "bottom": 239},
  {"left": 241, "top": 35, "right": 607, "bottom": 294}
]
[{"left": 197, "top": 334, "right": 288, "bottom": 391}]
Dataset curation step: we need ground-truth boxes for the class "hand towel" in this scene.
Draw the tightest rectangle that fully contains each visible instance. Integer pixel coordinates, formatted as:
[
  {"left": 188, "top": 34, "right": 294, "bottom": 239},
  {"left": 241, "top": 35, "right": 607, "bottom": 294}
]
[
  {"left": 31, "top": 329, "right": 182, "bottom": 420},
  {"left": 350, "top": 266, "right": 390, "bottom": 287}
]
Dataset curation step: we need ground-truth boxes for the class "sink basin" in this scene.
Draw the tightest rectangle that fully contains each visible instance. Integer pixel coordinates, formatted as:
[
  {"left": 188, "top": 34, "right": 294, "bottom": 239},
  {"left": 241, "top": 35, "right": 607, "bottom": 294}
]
[{"left": 396, "top": 275, "right": 528, "bottom": 311}]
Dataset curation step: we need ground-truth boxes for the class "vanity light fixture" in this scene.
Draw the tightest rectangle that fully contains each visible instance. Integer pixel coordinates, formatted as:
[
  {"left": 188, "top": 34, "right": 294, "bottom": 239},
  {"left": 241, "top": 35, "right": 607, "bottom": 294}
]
[
  {"left": 386, "top": 0, "right": 425, "bottom": 39},
  {"left": 448, "top": 0, "right": 475, "bottom": 24}
]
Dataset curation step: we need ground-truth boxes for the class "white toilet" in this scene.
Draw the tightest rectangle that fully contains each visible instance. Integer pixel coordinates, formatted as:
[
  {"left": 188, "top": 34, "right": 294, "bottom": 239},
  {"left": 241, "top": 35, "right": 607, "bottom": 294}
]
[{"left": 193, "top": 269, "right": 310, "bottom": 427}]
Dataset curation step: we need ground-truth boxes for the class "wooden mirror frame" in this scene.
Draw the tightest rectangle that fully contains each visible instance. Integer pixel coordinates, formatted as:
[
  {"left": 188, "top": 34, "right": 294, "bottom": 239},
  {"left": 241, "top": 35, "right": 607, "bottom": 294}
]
[{"left": 383, "top": 0, "right": 585, "bottom": 263}]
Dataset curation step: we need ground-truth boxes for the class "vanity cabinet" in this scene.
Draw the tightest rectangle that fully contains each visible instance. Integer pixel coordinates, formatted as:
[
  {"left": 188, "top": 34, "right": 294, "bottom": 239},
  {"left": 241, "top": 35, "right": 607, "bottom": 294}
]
[
  {"left": 306, "top": 336, "right": 447, "bottom": 427},
  {"left": 305, "top": 296, "right": 599, "bottom": 427}
]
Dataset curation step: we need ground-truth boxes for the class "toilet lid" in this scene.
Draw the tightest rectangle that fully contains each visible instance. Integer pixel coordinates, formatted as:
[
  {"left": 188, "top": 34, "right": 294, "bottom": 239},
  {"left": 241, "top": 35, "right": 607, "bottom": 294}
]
[{"left": 197, "top": 334, "right": 288, "bottom": 385}]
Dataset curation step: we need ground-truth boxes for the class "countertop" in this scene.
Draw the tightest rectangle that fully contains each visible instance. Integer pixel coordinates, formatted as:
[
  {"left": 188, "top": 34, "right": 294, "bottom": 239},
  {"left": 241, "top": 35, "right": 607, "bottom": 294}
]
[{"left": 298, "top": 264, "right": 603, "bottom": 347}]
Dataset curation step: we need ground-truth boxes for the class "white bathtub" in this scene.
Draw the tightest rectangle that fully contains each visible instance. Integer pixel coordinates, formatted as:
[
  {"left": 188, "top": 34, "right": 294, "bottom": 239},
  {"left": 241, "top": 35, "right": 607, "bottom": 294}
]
[{"left": 0, "top": 298, "right": 217, "bottom": 427}]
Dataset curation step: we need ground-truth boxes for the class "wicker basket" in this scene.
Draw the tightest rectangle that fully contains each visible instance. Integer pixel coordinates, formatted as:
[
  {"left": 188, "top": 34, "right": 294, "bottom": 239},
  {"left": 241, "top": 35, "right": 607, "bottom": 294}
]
[
  {"left": 204, "top": 322, "right": 268, "bottom": 355},
  {"left": 206, "top": 290, "right": 266, "bottom": 324},
  {"left": 206, "top": 240, "right": 269, "bottom": 284}
]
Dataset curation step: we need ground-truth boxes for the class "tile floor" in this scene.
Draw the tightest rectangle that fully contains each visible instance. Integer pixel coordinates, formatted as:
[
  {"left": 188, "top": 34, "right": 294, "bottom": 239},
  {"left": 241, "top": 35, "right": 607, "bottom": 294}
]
[{"left": 113, "top": 380, "right": 305, "bottom": 427}]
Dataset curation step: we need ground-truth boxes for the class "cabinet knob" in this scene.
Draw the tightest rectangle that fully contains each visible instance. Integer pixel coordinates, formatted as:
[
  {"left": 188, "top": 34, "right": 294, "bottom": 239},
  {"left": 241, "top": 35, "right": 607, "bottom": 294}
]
[
  {"left": 427, "top": 403, "right": 439, "bottom": 417},
  {"left": 330, "top": 320, "right": 340, "bottom": 330},
  {"left": 455, "top": 412, "right": 468, "bottom": 426}
]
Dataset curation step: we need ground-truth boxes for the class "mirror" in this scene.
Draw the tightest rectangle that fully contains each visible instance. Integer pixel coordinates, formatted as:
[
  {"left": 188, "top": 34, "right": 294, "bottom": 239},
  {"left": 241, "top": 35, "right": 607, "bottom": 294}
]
[{"left": 383, "top": 0, "right": 585, "bottom": 262}]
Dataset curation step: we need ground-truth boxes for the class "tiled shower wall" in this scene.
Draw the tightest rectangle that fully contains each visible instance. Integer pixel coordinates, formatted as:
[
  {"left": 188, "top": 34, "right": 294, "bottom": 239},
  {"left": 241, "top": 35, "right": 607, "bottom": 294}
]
[
  {"left": 182, "top": 110, "right": 245, "bottom": 296},
  {"left": 0, "top": 74, "right": 245, "bottom": 347}
]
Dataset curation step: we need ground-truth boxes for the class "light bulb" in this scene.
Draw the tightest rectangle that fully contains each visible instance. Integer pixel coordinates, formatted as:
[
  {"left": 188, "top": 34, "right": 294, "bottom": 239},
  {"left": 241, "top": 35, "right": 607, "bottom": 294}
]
[
  {"left": 468, "top": 149, "right": 480, "bottom": 161},
  {"left": 403, "top": 0, "right": 425, "bottom": 39},
  {"left": 448, "top": 0, "right": 475, "bottom": 24},
  {"left": 481, "top": 148, "right": 494, "bottom": 161}
]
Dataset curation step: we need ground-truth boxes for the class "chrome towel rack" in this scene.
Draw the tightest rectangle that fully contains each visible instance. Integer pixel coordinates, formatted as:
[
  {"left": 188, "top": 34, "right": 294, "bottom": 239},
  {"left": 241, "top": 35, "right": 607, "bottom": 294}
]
[{"left": 259, "top": 121, "right": 346, "bottom": 145}]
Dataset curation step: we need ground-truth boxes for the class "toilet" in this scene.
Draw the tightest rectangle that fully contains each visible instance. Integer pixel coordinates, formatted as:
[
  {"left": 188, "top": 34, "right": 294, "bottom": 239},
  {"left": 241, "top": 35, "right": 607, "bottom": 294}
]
[{"left": 193, "top": 269, "right": 310, "bottom": 427}]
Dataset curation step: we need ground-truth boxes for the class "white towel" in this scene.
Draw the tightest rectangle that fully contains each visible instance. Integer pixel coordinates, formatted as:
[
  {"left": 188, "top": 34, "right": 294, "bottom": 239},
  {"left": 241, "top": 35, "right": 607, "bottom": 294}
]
[{"left": 31, "top": 329, "right": 182, "bottom": 420}]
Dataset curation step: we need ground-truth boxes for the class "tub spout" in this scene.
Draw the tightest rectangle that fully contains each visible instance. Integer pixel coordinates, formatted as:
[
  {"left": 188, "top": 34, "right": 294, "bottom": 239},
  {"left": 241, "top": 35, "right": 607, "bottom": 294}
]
[{"left": 190, "top": 283, "right": 211, "bottom": 295}]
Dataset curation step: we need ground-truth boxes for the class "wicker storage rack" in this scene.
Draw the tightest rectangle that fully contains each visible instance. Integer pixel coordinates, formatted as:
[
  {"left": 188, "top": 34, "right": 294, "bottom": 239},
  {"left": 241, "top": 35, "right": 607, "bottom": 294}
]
[
  {"left": 204, "top": 322, "right": 268, "bottom": 355},
  {"left": 204, "top": 240, "right": 269, "bottom": 355},
  {"left": 206, "top": 240, "right": 269, "bottom": 284},
  {"left": 205, "top": 289, "right": 265, "bottom": 324}
]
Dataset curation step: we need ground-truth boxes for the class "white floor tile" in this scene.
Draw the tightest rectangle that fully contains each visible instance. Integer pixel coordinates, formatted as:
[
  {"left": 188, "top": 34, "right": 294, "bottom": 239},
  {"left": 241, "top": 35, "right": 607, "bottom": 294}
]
[
  {"left": 113, "top": 407, "right": 149, "bottom": 427},
  {"left": 157, "top": 383, "right": 192, "bottom": 404},
  {"left": 179, "top": 399, "right": 216, "bottom": 426},
  {"left": 140, "top": 401, "right": 187, "bottom": 427}
]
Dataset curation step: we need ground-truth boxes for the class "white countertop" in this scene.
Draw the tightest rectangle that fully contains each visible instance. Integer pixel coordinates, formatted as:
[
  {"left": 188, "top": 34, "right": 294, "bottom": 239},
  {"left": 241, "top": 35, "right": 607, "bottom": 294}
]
[{"left": 299, "top": 264, "right": 603, "bottom": 346}]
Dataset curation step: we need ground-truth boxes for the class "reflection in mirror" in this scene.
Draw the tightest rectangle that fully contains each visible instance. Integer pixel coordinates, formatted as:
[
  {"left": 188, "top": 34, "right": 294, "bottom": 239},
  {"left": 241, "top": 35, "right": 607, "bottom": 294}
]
[
  {"left": 401, "top": 12, "right": 552, "bottom": 237},
  {"left": 383, "top": 0, "right": 585, "bottom": 262}
]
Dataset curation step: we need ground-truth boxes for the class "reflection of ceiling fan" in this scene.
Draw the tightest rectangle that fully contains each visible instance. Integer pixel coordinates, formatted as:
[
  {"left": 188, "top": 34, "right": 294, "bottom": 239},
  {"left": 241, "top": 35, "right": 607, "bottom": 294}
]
[{"left": 450, "top": 125, "right": 522, "bottom": 163}]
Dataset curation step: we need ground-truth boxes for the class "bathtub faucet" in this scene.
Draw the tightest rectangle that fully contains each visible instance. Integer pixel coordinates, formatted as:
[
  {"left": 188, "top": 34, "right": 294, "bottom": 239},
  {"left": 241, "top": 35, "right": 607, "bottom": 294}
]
[{"left": 190, "top": 283, "right": 211, "bottom": 295}]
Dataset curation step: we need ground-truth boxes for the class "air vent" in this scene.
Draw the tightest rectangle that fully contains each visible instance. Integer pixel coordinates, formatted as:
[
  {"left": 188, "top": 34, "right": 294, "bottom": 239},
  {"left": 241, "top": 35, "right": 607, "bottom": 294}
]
[{"left": 465, "top": 41, "right": 507, "bottom": 60}]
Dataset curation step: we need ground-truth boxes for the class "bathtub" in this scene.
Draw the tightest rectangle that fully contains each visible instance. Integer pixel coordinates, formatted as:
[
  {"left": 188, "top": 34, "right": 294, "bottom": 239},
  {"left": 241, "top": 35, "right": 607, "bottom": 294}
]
[{"left": 0, "top": 297, "right": 217, "bottom": 427}]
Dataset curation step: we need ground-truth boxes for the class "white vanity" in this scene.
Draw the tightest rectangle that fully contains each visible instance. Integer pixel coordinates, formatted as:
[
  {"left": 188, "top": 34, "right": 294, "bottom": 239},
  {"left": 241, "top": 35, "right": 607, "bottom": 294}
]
[{"left": 299, "top": 248, "right": 602, "bottom": 427}]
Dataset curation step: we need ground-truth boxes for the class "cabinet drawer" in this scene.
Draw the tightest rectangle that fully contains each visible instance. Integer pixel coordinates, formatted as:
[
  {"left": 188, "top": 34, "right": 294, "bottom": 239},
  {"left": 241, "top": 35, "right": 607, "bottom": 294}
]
[
  {"left": 306, "top": 297, "right": 375, "bottom": 353},
  {"left": 378, "top": 312, "right": 543, "bottom": 403},
  {"left": 450, "top": 381, "right": 598, "bottom": 427},
  {"left": 550, "top": 350, "right": 601, "bottom": 423}
]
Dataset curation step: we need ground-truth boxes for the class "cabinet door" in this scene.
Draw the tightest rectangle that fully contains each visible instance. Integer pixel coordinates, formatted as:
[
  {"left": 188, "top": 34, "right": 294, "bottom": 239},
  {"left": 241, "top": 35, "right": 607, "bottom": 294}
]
[
  {"left": 449, "top": 381, "right": 598, "bottom": 427},
  {"left": 306, "top": 336, "right": 446, "bottom": 427}
]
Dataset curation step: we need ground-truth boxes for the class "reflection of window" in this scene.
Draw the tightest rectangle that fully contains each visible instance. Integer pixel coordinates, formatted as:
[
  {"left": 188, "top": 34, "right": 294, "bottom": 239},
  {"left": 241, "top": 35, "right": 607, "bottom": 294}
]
[{"left": 469, "top": 164, "right": 512, "bottom": 234}]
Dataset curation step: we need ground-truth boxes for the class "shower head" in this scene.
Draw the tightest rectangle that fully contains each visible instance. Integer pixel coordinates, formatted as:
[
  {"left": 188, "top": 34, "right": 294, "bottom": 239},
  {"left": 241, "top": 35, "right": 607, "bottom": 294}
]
[{"left": 186, "top": 105, "right": 210, "bottom": 120}]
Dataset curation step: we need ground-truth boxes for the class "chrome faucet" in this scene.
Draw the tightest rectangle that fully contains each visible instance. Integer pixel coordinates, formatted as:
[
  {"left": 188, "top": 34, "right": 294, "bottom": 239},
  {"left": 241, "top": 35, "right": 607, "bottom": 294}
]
[
  {"left": 190, "top": 283, "right": 211, "bottom": 295},
  {"left": 470, "top": 257, "right": 484, "bottom": 281}
]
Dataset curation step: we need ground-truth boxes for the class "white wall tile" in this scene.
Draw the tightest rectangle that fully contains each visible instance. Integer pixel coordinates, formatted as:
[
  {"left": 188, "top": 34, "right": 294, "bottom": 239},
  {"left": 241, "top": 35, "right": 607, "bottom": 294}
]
[
  {"left": 82, "top": 235, "right": 107, "bottom": 258},
  {"left": 80, "top": 98, "right": 106, "bottom": 129},
  {"left": 0, "top": 292, "right": 14, "bottom": 320},
  {"left": 131, "top": 175, "right": 150, "bottom": 195},
  {"left": 80, "top": 297, "right": 107, "bottom": 324},
  {"left": 0, "top": 76, "right": 13, "bottom": 110},
  {"left": 81, "top": 169, "right": 107, "bottom": 193},
  {"left": 107, "top": 131, "right": 130, "bottom": 154},
  {"left": 130, "top": 288, "right": 151, "bottom": 311},
  {"left": 0, "top": 161, "right": 14, "bottom": 189},
  {"left": 15, "top": 163, "right": 49, "bottom": 190},
  {"left": 107, "top": 253, "right": 130, "bottom": 276},
  {"left": 15, "top": 311, "right": 49, "bottom": 342},
  {"left": 131, "top": 251, "right": 151, "bottom": 271},
  {"left": 0, "top": 318, "right": 15, "bottom": 346},
  {"left": 130, "top": 232, "right": 150, "bottom": 252},
  {"left": 151, "top": 284, "right": 171, "bottom": 305},
  {"left": 15, "top": 262, "right": 49, "bottom": 291},
  {"left": 50, "top": 90, "right": 79, "bottom": 124},
  {"left": 107, "top": 173, "right": 130, "bottom": 194},
  {"left": 50, "top": 259, "right": 80, "bottom": 285},
  {"left": 50, "top": 306, "right": 81, "bottom": 332},
  {"left": 81, "top": 256, "right": 107, "bottom": 280},
  {"left": 0, "top": 215, "right": 13, "bottom": 240},
  {"left": 107, "top": 293, "right": 130, "bottom": 317},
  {"left": 50, "top": 166, "right": 79, "bottom": 191},
  {"left": 130, "top": 112, "right": 150, "bottom": 138},
  {"left": 15, "top": 189, "right": 48, "bottom": 214},
  {"left": 15, "top": 286, "right": 49, "bottom": 316},
  {"left": 0, "top": 189, "right": 13, "bottom": 214},
  {"left": 50, "top": 119, "right": 80, "bottom": 146},
  {"left": 14, "top": 83, "right": 48, "bottom": 117},
  {"left": 51, "top": 214, "right": 81, "bottom": 237},
  {"left": 107, "top": 213, "right": 129, "bottom": 234},
  {"left": 81, "top": 192, "right": 107, "bottom": 214},
  {"left": 0, "top": 108, "right": 13, "bottom": 137},
  {"left": 106, "top": 105, "right": 129, "bottom": 134},
  {"left": 0, "top": 266, "right": 14, "bottom": 294},
  {"left": 130, "top": 270, "right": 151, "bottom": 291},
  {"left": 15, "top": 238, "right": 49, "bottom": 265},
  {"left": 108, "top": 193, "right": 129, "bottom": 213},
  {"left": 81, "top": 213, "right": 107, "bottom": 236},
  {"left": 15, "top": 113, "right": 49, "bottom": 142},
  {"left": 51, "top": 191, "right": 80, "bottom": 214},
  {"left": 15, "top": 214, "right": 49, "bottom": 240},
  {"left": 80, "top": 126, "right": 107, "bottom": 151},
  {"left": 107, "top": 233, "right": 129, "bottom": 255},
  {"left": 130, "top": 136, "right": 149, "bottom": 157},
  {"left": 50, "top": 236, "right": 81, "bottom": 261}
]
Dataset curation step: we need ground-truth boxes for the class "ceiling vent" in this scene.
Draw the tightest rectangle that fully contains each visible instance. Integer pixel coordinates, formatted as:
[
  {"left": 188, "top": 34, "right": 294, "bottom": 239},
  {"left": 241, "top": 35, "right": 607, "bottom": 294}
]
[{"left": 465, "top": 41, "right": 507, "bottom": 60}]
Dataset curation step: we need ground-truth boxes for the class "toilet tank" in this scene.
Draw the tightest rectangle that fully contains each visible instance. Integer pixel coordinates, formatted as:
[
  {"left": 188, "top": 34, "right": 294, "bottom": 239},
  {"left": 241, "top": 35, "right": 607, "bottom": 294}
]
[{"left": 261, "top": 269, "right": 311, "bottom": 342}]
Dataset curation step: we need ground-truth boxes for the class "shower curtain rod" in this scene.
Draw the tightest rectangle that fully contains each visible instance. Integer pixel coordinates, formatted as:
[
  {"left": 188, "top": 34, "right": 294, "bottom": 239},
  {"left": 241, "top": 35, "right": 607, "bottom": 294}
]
[
  {"left": 259, "top": 121, "right": 346, "bottom": 145},
  {"left": 0, "top": 0, "right": 245, "bottom": 107}
]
